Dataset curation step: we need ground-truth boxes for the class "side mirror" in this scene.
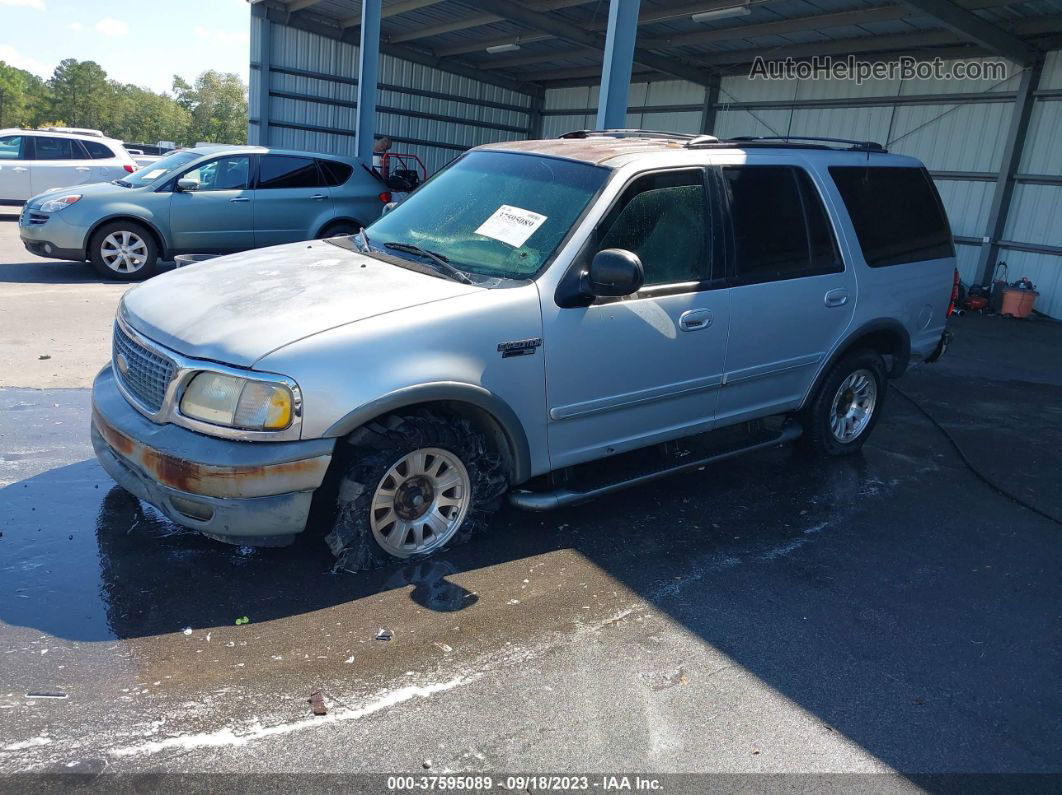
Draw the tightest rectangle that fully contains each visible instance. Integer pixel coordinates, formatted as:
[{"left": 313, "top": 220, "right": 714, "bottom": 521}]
[
  {"left": 381, "top": 201, "right": 398, "bottom": 216},
  {"left": 176, "top": 178, "right": 199, "bottom": 192},
  {"left": 588, "top": 248, "right": 644, "bottom": 297}
]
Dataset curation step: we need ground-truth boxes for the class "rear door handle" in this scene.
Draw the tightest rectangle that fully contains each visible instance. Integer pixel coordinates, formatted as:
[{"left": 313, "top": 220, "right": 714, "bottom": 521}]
[
  {"left": 75, "top": 167, "right": 91, "bottom": 172},
  {"left": 824, "top": 288, "right": 849, "bottom": 308},
  {"left": 13, "top": 167, "right": 28, "bottom": 172},
  {"left": 679, "top": 308, "right": 713, "bottom": 331},
  {"left": 309, "top": 193, "right": 327, "bottom": 200},
  {"left": 229, "top": 196, "right": 250, "bottom": 203}
]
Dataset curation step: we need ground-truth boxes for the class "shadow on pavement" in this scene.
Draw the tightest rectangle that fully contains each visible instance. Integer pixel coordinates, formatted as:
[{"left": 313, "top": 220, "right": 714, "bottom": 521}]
[{"left": 1, "top": 313, "right": 1060, "bottom": 772}]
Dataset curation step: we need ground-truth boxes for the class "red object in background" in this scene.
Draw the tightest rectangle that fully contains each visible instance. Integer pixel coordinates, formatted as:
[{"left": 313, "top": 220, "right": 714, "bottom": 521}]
[
  {"left": 123, "top": 164, "right": 135, "bottom": 173},
  {"left": 947, "top": 268, "right": 960, "bottom": 317},
  {"left": 963, "top": 296, "right": 988, "bottom": 311},
  {"left": 378, "top": 191, "right": 392, "bottom": 203},
  {"left": 379, "top": 152, "right": 427, "bottom": 182}
]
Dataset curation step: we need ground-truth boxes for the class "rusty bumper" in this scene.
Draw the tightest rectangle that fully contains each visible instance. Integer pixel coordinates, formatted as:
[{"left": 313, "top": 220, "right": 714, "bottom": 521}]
[{"left": 91, "top": 366, "right": 334, "bottom": 545}]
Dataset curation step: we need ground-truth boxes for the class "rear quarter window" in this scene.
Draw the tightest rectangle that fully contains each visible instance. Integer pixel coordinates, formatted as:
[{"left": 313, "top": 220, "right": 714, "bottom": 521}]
[
  {"left": 82, "top": 139, "right": 116, "bottom": 159},
  {"left": 318, "top": 159, "right": 353, "bottom": 187},
  {"left": 829, "top": 166, "right": 954, "bottom": 267}
]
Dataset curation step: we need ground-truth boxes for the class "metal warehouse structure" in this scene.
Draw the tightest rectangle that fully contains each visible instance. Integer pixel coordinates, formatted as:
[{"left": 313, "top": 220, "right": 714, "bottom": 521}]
[{"left": 249, "top": 0, "right": 1062, "bottom": 317}]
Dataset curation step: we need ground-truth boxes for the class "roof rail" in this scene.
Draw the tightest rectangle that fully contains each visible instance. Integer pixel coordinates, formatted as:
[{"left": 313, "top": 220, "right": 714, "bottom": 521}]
[
  {"left": 722, "top": 135, "right": 886, "bottom": 152},
  {"left": 560, "top": 129, "right": 697, "bottom": 141}
]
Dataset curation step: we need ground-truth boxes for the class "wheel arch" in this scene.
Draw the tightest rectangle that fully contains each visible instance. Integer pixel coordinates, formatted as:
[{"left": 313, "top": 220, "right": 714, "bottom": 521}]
[
  {"left": 323, "top": 383, "right": 532, "bottom": 485},
  {"left": 84, "top": 214, "right": 168, "bottom": 260},
  {"left": 316, "top": 216, "right": 364, "bottom": 238},
  {"left": 799, "top": 319, "right": 910, "bottom": 411}
]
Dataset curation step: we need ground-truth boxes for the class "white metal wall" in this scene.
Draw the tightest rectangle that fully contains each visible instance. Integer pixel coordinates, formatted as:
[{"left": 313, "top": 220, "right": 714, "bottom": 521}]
[
  {"left": 250, "top": 17, "right": 534, "bottom": 177},
  {"left": 541, "top": 53, "right": 1062, "bottom": 318}
]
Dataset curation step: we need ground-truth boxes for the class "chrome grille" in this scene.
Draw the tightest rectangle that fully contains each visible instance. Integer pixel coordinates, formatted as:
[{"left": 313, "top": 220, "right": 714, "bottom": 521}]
[{"left": 113, "top": 323, "right": 175, "bottom": 412}]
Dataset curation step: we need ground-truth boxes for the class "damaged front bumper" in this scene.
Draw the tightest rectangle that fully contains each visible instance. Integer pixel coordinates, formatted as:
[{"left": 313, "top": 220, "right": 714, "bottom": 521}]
[{"left": 91, "top": 366, "right": 335, "bottom": 546}]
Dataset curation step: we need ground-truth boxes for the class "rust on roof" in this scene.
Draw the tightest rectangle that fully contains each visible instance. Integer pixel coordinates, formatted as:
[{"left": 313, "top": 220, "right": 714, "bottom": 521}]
[{"left": 476, "top": 136, "right": 688, "bottom": 166}]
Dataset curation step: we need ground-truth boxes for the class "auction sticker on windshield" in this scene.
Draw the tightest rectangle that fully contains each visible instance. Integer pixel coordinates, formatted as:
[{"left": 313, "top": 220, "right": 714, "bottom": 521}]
[{"left": 474, "top": 205, "right": 547, "bottom": 248}]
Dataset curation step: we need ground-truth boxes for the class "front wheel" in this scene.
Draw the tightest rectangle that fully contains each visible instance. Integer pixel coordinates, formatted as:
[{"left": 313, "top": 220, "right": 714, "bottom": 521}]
[
  {"left": 89, "top": 221, "right": 159, "bottom": 281},
  {"left": 325, "top": 411, "right": 507, "bottom": 572},
  {"left": 799, "top": 349, "right": 887, "bottom": 456}
]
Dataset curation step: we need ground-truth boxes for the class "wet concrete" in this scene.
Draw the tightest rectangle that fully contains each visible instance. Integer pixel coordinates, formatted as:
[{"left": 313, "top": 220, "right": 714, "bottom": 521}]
[{"left": 1, "top": 315, "right": 1061, "bottom": 776}]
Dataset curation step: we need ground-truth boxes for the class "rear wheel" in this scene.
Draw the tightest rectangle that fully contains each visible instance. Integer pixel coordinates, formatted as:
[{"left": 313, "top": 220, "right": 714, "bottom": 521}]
[
  {"left": 89, "top": 221, "right": 159, "bottom": 281},
  {"left": 325, "top": 411, "right": 507, "bottom": 572},
  {"left": 800, "top": 349, "right": 886, "bottom": 456}
]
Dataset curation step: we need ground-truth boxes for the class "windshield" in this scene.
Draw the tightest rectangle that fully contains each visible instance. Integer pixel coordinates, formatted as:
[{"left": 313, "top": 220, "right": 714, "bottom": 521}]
[
  {"left": 364, "top": 151, "right": 608, "bottom": 279},
  {"left": 122, "top": 150, "right": 200, "bottom": 187}
]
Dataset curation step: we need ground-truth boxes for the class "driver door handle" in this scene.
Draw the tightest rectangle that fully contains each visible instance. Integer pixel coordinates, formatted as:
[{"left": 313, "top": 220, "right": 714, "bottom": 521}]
[
  {"left": 75, "top": 166, "right": 91, "bottom": 172},
  {"left": 229, "top": 196, "right": 250, "bottom": 203},
  {"left": 679, "top": 308, "right": 713, "bottom": 331},
  {"left": 309, "top": 193, "right": 327, "bottom": 200}
]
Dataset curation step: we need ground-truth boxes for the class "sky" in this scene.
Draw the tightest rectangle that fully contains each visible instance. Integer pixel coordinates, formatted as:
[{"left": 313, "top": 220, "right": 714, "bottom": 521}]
[{"left": 0, "top": 0, "right": 251, "bottom": 93}]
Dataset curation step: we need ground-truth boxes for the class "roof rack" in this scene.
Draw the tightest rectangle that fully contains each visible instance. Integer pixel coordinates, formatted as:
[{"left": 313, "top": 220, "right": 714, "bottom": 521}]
[
  {"left": 715, "top": 135, "right": 886, "bottom": 152},
  {"left": 560, "top": 129, "right": 697, "bottom": 141}
]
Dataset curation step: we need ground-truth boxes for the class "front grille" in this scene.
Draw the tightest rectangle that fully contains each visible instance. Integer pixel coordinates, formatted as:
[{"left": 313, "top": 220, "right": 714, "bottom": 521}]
[
  {"left": 113, "top": 323, "right": 176, "bottom": 412},
  {"left": 27, "top": 212, "right": 48, "bottom": 225}
]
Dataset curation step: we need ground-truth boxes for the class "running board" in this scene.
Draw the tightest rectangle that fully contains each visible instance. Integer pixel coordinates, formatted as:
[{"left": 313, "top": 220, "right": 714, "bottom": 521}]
[{"left": 508, "top": 422, "right": 803, "bottom": 512}]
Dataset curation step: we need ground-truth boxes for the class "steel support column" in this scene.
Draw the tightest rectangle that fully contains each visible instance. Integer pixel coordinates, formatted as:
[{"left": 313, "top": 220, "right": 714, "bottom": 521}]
[
  {"left": 251, "top": 3, "right": 271, "bottom": 146},
  {"left": 701, "top": 73, "right": 721, "bottom": 134},
  {"left": 596, "top": 0, "right": 641, "bottom": 130},
  {"left": 355, "top": 0, "right": 382, "bottom": 167},
  {"left": 976, "top": 56, "right": 1044, "bottom": 284}
]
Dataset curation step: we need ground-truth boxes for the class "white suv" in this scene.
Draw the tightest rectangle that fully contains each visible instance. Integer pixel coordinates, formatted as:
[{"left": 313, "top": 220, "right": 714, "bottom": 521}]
[{"left": 0, "top": 128, "right": 137, "bottom": 205}]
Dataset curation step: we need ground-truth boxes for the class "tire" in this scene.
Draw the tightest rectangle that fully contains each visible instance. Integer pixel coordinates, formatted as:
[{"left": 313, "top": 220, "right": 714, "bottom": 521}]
[
  {"left": 318, "top": 220, "right": 358, "bottom": 238},
  {"left": 799, "top": 348, "right": 887, "bottom": 456},
  {"left": 89, "top": 220, "right": 159, "bottom": 281},
  {"left": 325, "top": 410, "right": 507, "bottom": 572}
]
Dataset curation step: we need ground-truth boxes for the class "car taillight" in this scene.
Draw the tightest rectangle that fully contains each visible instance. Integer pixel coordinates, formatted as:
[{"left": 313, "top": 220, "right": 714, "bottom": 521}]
[
  {"left": 123, "top": 164, "right": 135, "bottom": 173},
  {"left": 378, "top": 191, "right": 392, "bottom": 203},
  {"left": 947, "top": 268, "right": 959, "bottom": 317}
]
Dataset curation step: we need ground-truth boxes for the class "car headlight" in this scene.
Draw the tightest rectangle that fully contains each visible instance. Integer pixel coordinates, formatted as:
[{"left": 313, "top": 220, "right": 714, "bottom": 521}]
[
  {"left": 179, "top": 372, "right": 294, "bottom": 431},
  {"left": 39, "top": 194, "right": 82, "bottom": 213}
]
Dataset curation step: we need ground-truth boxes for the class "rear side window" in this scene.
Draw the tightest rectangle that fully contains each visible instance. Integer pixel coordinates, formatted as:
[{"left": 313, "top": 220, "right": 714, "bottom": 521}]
[
  {"left": 318, "top": 158, "right": 353, "bottom": 187},
  {"left": 31, "top": 136, "right": 77, "bottom": 160},
  {"left": 82, "top": 139, "right": 115, "bottom": 159},
  {"left": 830, "top": 166, "right": 953, "bottom": 267},
  {"left": 258, "top": 155, "right": 320, "bottom": 189},
  {"left": 723, "top": 166, "right": 839, "bottom": 283}
]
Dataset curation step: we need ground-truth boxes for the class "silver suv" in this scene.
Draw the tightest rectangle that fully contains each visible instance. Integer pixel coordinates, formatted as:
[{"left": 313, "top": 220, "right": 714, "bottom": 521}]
[{"left": 90, "top": 131, "right": 955, "bottom": 571}]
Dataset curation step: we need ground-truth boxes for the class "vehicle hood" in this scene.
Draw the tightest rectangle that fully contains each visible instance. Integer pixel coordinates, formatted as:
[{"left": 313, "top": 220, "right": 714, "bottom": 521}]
[
  {"left": 121, "top": 241, "right": 480, "bottom": 368},
  {"left": 26, "top": 181, "right": 133, "bottom": 207}
]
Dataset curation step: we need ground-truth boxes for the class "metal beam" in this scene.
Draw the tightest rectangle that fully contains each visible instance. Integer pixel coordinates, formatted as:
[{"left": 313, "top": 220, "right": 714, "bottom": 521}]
[
  {"left": 597, "top": 0, "right": 641, "bottom": 129},
  {"left": 387, "top": 0, "right": 590, "bottom": 44},
  {"left": 895, "top": 0, "right": 1036, "bottom": 64},
  {"left": 251, "top": 2, "right": 272, "bottom": 146},
  {"left": 284, "top": 0, "right": 323, "bottom": 12},
  {"left": 504, "top": 0, "right": 1013, "bottom": 70},
  {"left": 340, "top": 0, "right": 444, "bottom": 28},
  {"left": 460, "top": 0, "right": 716, "bottom": 87},
  {"left": 701, "top": 72, "right": 720, "bottom": 134},
  {"left": 976, "top": 55, "right": 1044, "bottom": 283},
  {"left": 266, "top": 6, "right": 544, "bottom": 96},
  {"left": 354, "top": 0, "right": 381, "bottom": 167}
]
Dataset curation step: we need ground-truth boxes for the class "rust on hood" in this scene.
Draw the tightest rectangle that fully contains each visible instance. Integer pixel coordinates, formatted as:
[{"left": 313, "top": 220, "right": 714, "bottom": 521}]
[{"left": 92, "top": 409, "right": 330, "bottom": 499}]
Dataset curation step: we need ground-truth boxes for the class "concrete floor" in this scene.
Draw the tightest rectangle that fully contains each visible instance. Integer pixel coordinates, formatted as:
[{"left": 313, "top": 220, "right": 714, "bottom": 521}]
[{"left": 1, "top": 213, "right": 1061, "bottom": 783}]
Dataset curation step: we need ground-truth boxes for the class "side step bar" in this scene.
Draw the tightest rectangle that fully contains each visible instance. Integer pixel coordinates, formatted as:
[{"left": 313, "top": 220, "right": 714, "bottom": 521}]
[{"left": 509, "top": 422, "right": 803, "bottom": 512}]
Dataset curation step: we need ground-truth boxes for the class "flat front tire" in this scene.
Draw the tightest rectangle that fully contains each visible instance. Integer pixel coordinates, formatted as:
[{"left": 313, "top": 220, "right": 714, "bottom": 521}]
[
  {"left": 325, "top": 411, "right": 507, "bottom": 572},
  {"left": 800, "top": 349, "right": 887, "bottom": 456},
  {"left": 89, "top": 221, "right": 159, "bottom": 281}
]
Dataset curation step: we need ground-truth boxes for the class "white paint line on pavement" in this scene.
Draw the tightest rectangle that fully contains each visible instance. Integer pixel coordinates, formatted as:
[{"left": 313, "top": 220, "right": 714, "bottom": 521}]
[
  {"left": 109, "top": 676, "right": 468, "bottom": 758},
  {"left": 3, "top": 736, "right": 51, "bottom": 751}
]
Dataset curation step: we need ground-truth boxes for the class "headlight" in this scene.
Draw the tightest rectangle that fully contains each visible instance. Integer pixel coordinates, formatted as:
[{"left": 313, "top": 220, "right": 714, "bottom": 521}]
[
  {"left": 39, "top": 194, "right": 81, "bottom": 213},
  {"left": 180, "top": 372, "right": 294, "bottom": 431}
]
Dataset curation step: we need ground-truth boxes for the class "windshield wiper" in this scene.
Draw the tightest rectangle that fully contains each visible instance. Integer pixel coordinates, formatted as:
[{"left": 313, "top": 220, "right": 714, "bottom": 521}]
[
  {"left": 113, "top": 179, "right": 133, "bottom": 188},
  {"left": 383, "top": 241, "right": 474, "bottom": 285},
  {"left": 355, "top": 227, "right": 373, "bottom": 253}
]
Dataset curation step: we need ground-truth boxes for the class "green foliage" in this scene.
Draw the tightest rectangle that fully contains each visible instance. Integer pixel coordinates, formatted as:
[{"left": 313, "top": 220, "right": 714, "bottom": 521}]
[{"left": 0, "top": 58, "right": 246, "bottom": 147}]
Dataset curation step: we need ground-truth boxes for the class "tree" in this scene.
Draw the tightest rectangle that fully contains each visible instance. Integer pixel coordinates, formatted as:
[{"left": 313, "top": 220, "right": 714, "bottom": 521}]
[
  {"left": 48, "top": 58, "right": 114, "bottom": 130},
  {"left": 0, "top": 61, "right": 49, "bottom": 128},
  {"left": 171, "top": 70, "right": 247, "bottom": 145}
]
